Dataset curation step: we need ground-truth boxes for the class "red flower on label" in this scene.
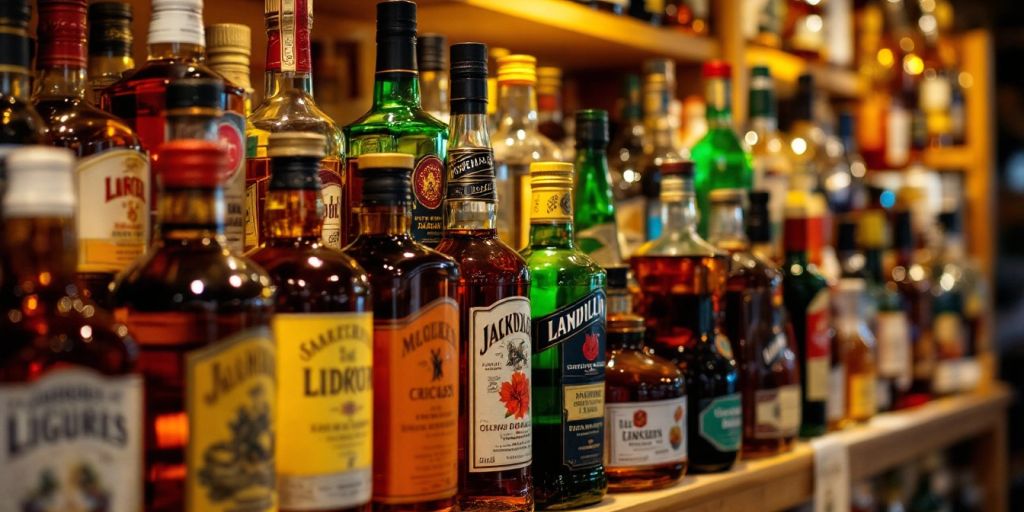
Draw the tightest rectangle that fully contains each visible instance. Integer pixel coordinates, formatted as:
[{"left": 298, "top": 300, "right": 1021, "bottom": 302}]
[
  {"left": 583, "top": 332, "right": 600, "bottom": 361},
  {"left": 499, "top": 371, "right": 530, "bottom": 419},
  {"left": 633, "top": 409, "right": 648, "bottom": 428}
]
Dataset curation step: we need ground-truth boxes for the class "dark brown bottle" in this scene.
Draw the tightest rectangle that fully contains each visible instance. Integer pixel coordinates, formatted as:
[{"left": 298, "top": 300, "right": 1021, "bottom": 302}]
[
  {"left": 0, "top": 1, "right": 47, "bottom": 154},
  {"left": 890, "top": 210, "right": 934, "bottom": 409}
]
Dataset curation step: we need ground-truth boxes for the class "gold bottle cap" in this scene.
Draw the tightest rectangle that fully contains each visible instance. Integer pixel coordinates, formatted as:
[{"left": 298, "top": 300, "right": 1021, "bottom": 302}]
[
  {"left": 497, "top": 54, "right": 537, "bottom": 85},
  {"left": 268, "top": 132, "right": 326, "bottom": 158},
  {"left": 358, "top": 153, "right": 415, "bottom": 170},
  {"left": 529, "top": 161, "right": 573, "bottom": 185},
  {"left": 528, "top": 162, "right": 573, "bottom": 222},
  {"left": 537, "top": 66, "right": 562, "bottom": 95},
  {"left": 205, "top": 23, "right": 251, "bottom": 56},
  {"left": 857, "top": 209, "right": 888, "bottom": 249}
]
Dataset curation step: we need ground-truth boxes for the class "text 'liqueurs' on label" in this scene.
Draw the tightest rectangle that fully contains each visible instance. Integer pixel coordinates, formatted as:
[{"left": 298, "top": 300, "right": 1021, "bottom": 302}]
[{"left": 605, "top": 396, "right": 687, "bottom": 468}]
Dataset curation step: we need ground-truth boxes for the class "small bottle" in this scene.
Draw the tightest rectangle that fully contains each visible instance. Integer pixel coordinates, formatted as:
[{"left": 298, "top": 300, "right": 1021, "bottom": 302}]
[
  {"left": 931, "top": 210, "right": 981, "bottom": 395},
  {"left": 33, "top": 0, "right": 149, "bottom": 304},
  {"left": 111, "top": 140, "right": 275, "bottom": 512},
  {"left": 0, "top": 147, "right": 142, "bottom": 512},
  {"left": 834, "top": 277, "right": 878, "bottom": 426},
  {"left": 247, "top": 132, "right": 373, "bottom": 512},
  {"left": 87, "top": 1, "right": 135, "bottom": 101},
  {"left": 890, "top": 210, "right": 934, "bottom": 408},
  {"left": 637, "top": 59, "right": 683, "bottom": 242},
  {"left": 574, "top": 109, "right": 624, "bottom": 265},
  {"left": 522, "top": 162, "right": 607, "bottom": 510},
  {"left": 418, "top": 33, "right": 449, "bottom": 124},
  {"left": 342, "top": 153, "right": 460, "bottom": 512}
]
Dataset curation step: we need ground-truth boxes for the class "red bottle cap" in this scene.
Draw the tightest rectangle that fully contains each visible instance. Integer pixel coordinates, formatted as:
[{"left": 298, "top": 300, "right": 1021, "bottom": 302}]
[
  {"left": 37, "top": 0, "right": 88, "bottom": 69},
  {"left": 153, "top": 140, "right": 230, "bottom": 188},
  {"left": 702, "top": 59, "right": 731, "bottom": 79}
]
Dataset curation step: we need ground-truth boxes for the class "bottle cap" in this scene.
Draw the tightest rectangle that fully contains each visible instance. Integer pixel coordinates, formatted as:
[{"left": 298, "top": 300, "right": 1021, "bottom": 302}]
[
  {"left": 605, "top": 265, "right": 629, "bottom": 290},
  {"left": 358, "top": 153, "right": 414, "bottom": 206},
  {"left": 574, "top": 109, "right": 609, "bottom": 147},
  {"left": 643, "top": 57, "right": 675, "bottom": 85},
  {"left": 497, "top": 54, "right": 537, "bottom": 85},
  {"left": 37, "top": 0, "right": 88, "bottom": 69},
  {"left": 702, "top": 59, "right": 731, "bottom": 79},
  {"left": 660, "top": 159, "right": 694, "bottom": 178},
  {"left": 608, "top": 313, "right": 645, "bottom": 334},
  {"left": 749, "top": 65, "right": 776, "bottom": 119},
  {"left": 746, "top": 190, "right": 772, "bottom": 243},
  {"left": 537, "top": 66, "right": 562, "bottom": 95},
  {"left": 892, "top": 210, "right": 914, "bottom": 250},
  {"left": 375, "top": 0, "right": 416, "bottom": 75},
  {"left": 268, "top": 132, "right": 326, "bottom": 158},
  {"left": 377, "top": 0, "right": 416, "bottom": 40},
  {"left": 206, "top": 23, "right": 251, "bottom": 56},
  {"left": 153, "top": 140, "right": 229, "bottom": 189},
  {"left": 149, "top": 0, "right": 205, "bottom": 47},
  {"left": 529, "top": 161, "right": 574, "bottom": 185},
  {"left": 268, "top": 132, "right": 325, "bottom": 191},
  {"left": 450, "top": 42, "right": 487, "bottom": 113},
  {"left": 0, "top": 32, "right": 31, "bottom": 69},
  {"left": 0, "top": 0, "right": 31, "bottom": 30},
  {"left": 88, "top": 2, "right": 133, "bottom": 56},
  {"left": 166, "top": 78, "right": 224, "bottom": 113},
  {"left": 417, "top": 33, "right": 446, "bottom": 72},
  {"left": 4, "top": 147, "right": 76, "bottom": 218}
]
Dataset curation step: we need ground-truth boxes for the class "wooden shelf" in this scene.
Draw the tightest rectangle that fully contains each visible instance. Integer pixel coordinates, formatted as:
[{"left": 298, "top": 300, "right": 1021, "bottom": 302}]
[
  {"left": 586, "top": 386, "right": 1011, "bottom": 512},
  {"left": 746, "top": 46, "right": 865, "bottom": 98},
  {"left": 922, "top": 146, "right": 974, "bottom": 171}
]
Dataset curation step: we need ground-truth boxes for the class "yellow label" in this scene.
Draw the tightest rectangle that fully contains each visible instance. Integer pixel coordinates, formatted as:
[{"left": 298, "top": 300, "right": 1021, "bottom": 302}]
[
  {"left": 530, "top": 188, "right": 573, "bottom": 222},
  {"left": 848, "top": 372, "right": 877, "bottom": 420},
  {"left": 274, "top": 312, "right": 373, "bottom": 510},
  {"left": 564, "top": 382, "right": 605, "bottom": 422},
  {"left": 186, "top": 327, "right": 276, "bottom": 512},
  {"left": 516, "top": 172, "right": 532, "bottom": 249},
  {"left": 77, "top": 148, "right": 149, "bottom": 273}
]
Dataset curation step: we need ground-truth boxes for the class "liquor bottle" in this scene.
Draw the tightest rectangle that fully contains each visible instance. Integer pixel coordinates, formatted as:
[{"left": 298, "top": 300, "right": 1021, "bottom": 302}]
[
  {"left": 786, "top": 74, "right": 828, "bottom": 192},
  {"left": 493, "top": 54, "right": 562, "bottom": 249},
  {"left": 631, "top": 161, "right": 740, "bottom": 474},
  {"left": 691, "top": 60, "right": 754, "bottom": 237},
  {"left": 604, "top": 310, "right": 688, "bottom": 492},
  {"left": 746, "top": 65, "right": 791, "bottom": 253},
  {"left": 743, "top": 0, "right": 784, "bottom": 46},
  {"left": 930, "top": 211, "right": 978, "bottom": 395},
  {"left": 522, "top": 162, "right": 607, "bottom": 509},
  {"left": 637, "top": 60, "right": 683, "bottom": 241},
  {"left": 890, "top": 210, "right": 934, "bottom": 408},
  {"left": 784, "top": 0, "right": 826, "bottom": 60},
  {"left": 87, "top": 1, "right": 135, "bottom": 102},
  {"left": 574, "top": 109, "right": 624, "bottom": 266},
  {"left": 0, "top": 2, "right": 46, "bottom": 160},
  {"left": 834, "top": 276, "right": 878, "bottom": 427},
  {"left": 342, "top": 153, "right": 460, "bottom": 512},
  {"left": 608, "top": 74, "right": 645, "bottom": 249},
  {"left": 0, "top": 147, "right": 142, "bottom": 512},
  {"left": 710, "top": 189, "right": 800, "bottom": 458},
  {"left": 537, "top": 66, "right": 568, "bottom": 150},
  {"left": 344, "top": 1, "right": 448, "bottom": 248},
  {"left": 246, "top": 132, "right": 372, "bottom": 512},
  {"left": 104, "top": 0, "right": 247, "bottom": 239},
  {"left": 664, "top": 0, "right": 711, "bottom": 35},
  {"left": 782, "top": 192, "right": 832, "bottom": 437},
  {"left": 206, "top": 23, "right": 253, "bottom": 114},
  {"left": 433, "top": 43, "right": 533, "bottom": 512},
  {"left": 418, "top": 33, "right": 449, "bottom": 125},
  {"left": 917, "top": 0, "right": 955, "bottom": 149},
  {"left": 823, "top": 112, "right": 868, "bottom": 215},
  {"left": 33, "top": 0, "right": 149, "bottom": 305},
  {"left": 111, "top": 140, "right": 275, "bottom": 512},
  {"left": 628, "top": 0, "right": 661, "bottom": 25},
  {"left": 249, "top": 0, "right": 344, "bottom": 251}
]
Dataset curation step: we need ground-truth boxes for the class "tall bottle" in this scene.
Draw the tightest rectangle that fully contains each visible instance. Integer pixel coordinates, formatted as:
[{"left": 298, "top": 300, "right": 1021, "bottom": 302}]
[
  {"left": 691, "top": 60, "right": 754, "bottom": 237},
  {"left": 787, "top": 74, "right": 828, "bottom": 192},
  {"left": 823, "top": 111, "right": 868, "bottom": 215},
  {"left": 0, "top": 1, "right": 46, "bottom": 159},
  {"left": 891, "top": 210, "right": 934, "bottom": 408},
  {"left": 710, "top": 189, "right": 801, "bottom": 458},
  {"left": 206, "top": 23, "right": 253, "bottom": 115},
  {"left": 631, "top": 161, "right": 740, "bottom": 474},
  {"left": 537, "top": 66, "right": 569, "bottom": 154},
  {"left": 637, "top": 59, "right": 683, "bottom": 242},
  {"left": 608, "top": 74, "right": 645, "bottom": 251},
  {"left": 574, "top": 109, "right": 624, "bottom": 266},
  {"left": 745, "top": 65, "right": 791, "bottom": 254},
  {"left": 87, "top": 1, "right": 135, "bottom": 102},
  {"left": 522, "top": 162, "right": 607, "bottom": 509},
  {"left": 834, "top": 277, "right": 878, "bottom": 427},
  {"left": 112, "top": 140, "right": 275, "bottom": 512},
  {"left": 434, "top": 43, "right": 533, "bottom": 512},
  {"left": 931, "top": 210, "right": 983, "bottom": 395},
  {"left": 0, "top": 147, "right": 142, "bottom": 512},
  {"left": 493, "top": 54, "right": 562, "bottom": 250},
  {"left": 418, "top": 33, "right": 449, "bottom": 124},
  {"left": 248, "top": 0, "right": 344, "bottom": 250},
  {"left": 344, "top": 1, "right": 448, "bottom": 247},
  {"left": 342, "top": 153, "right": 460, "bottom": 512},
  {"left": 33, "top": 0, "right": 149, "bottom": 305},
  {"left": 248, "top": 132, "right": 373, "bottom": 512}
]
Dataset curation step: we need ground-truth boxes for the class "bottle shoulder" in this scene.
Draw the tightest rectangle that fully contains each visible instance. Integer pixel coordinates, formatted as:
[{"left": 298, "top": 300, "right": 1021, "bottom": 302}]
[
  {"left": 521, "top": 247, "right": 605, "bottom": 281},
  {"left": 251, "top": 90, "right": 341, "bottom": 134},
  {"left": 110, "top": 60, "right": 221, "bottom": 89},
  {"left": 435, "top": 235, "right": 529, "bottom": 282},
  {"left": 35, "top": 98, "right": 142, "bottom": 152},
  {"left": 0, "top": 95, "right": 47, "bottom": 144},
  {"left": 249, "top": 244, "right": 370, "bottom": 286},
  {"left": 607, "top": 348, "right": 685, "bottom": 383},
  {"left": 344, "top": 236, "right": 459, "bottom": 280},
  {"left": 345, "top": 105, "right": 448, "bottom": 136}
]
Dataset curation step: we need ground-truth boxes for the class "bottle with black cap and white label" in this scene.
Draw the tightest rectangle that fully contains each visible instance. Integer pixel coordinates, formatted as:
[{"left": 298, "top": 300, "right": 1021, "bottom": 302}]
[{"left": 418, "top": 33, "right": 449, "bottom": 124}]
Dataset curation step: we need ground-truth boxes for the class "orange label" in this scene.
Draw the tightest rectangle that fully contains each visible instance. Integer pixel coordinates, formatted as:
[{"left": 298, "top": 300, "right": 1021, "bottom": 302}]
[{"left": 373, "top": 297, "right": 459, "bottom": 505}]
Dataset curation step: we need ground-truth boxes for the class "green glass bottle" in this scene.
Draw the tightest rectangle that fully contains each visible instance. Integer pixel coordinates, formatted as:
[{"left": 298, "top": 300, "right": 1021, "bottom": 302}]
[
  {"left": 574, "top": 109, "right": 623, "bottom": 266},
  {"left": 691, "top": 60, "right": 753, "bottom": 236},
  {"left": 522, "top": 161, "right": 608, "bottom": 509},
  {"left": 343, "top": 0, "right": 448, "bottom": 247}
]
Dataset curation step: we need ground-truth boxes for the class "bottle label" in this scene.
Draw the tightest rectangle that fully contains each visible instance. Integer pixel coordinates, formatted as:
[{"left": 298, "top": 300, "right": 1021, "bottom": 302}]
[
  {"left": 0, "top": 369, "right": 143, "bottom": 512},
  {"left": 185, "top": 327, "right": 276, "bottom": 512},
  {"left": 148, "top": 7, "right": 204, "bottom": 46},
  {"left": 529, "top": 186, "right": 573, "bottom": 223},
  {"left": 885, "top": 104, "right": 911, "bottom": 168},
  {"left": 273, "top": 313, "right": 373, "bottom": 510},
  {"left": 447, "top": 148, "right": 497, "bottom": 203},
  {"left": 762, "top": 332, "right": 789, "bottom": 367},
  {"left": 876, "top": 310, "right": 911, "bottom": 384},
  {"left": 320, "top": 158, "right": 343, "bottom": 249},
  {"left": 577, "top": 222, "right": 621, "bottom": 266},
  {"left": 697, "top": 393, "right": 741, "bottom": 452},
  {"left": 933, "top": 311, "right": 966, "bottom": 359},
  {"left": 411, "top": 155, "right": 446, "bottom": 247},
  {"left": 826, "top": 363, "right": 846, "bottom": 423},
  {"left": 804, "top": 288, "right": 832, "bottom": 402},
  {"left": 265, "top": 0, "right": 312, "bottom": 73},
  {"left": 76, "top": 148, "right": 149, "bottom": 274},
  {"left": 468, "top": 296, "right": 533, "bottom": 472},
  {"left": 220, "top": 112, "right": 247, "bottom": 253},
  {"left": 754, "top": 384, "right": 801, "bottom": 439},
  {"left": 848, "top": 372, "right": 877, "bottom": 419},
  {"left": 605, "top": 397, "right": 687, "bottom": 468},
  {"left": 373, "top": 297, "right": 459, "bottom": 504},
  {"left": 244, "top": 154, "right": 271, "bottom": 251}
]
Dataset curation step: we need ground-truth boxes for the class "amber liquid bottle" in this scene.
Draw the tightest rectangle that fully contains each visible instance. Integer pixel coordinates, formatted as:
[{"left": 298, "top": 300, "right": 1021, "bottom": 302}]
[
  {"left": 891, "top": 210, "right": 934, "bottom": 409},
  {"left": 0, "top": 147, "right": 142, "bottom": 511},
  {"left": 87, "top": 1, "right": 135, "bottom": 102},
  {"left": 342, "top": 153, "right": 460, "bottom": 512},
  {"left": 434, "top": 44, "right": 533, "bottom": 512},
  {"left": 834, "top": 277, "right": 878, "bottom": 427},
  {"left": 247, "top": 132, "right": 373, "bottom": 512},
  {"left": 111, "top": 140, "right": 276, "bottom": 512},
  {"left": 34, "top": 0, "right": 149, "bottom": 305}
]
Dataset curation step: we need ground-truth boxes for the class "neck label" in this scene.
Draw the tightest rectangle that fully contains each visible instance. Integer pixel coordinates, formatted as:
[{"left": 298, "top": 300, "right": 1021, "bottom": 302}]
[
  {"left": 529, "top": 186, "right": 572, "bottom": 222},
  {"left": 148, "top": 6, "right": 204, "bottom": 47},
  {"left": 446, "top": 147, "right": 496, "bottom": 203},
  {"left": 266, "top": 0, "right": 312, "bottom": 73}
]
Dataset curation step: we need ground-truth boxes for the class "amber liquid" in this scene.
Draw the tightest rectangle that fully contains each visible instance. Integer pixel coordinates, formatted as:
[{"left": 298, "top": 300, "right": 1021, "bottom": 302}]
[
  {"left": 838, "top": 327, "right": 877, "bottom": 428},
  {"left": 245, "top": 156, "right": 342, "bottom": 251},
  {"left": 893, "top": 254, "right": 934, "bottom": 409}
]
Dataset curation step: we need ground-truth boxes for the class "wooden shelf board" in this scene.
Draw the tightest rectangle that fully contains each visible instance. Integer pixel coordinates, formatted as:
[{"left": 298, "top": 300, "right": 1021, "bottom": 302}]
[
  {"left": 581, "top": 386, "right": 1011, "bottom": 512},
  {"left": 922, "top": 146, "right": 974, "bottom": 171},
  {"left": 746, "top": 46, "right": 865, "bottom": 98}
]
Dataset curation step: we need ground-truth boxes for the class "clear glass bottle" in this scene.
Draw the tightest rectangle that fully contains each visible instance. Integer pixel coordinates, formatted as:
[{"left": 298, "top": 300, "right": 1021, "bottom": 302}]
[
  {"left": 87, "top": 1, "right": 135, "bottom": 102},
  {"left": 890, "top": 210, "right": 934, "bottom": 408},
  {"left": 822, "top": 111, "right": 868, "bottom": 215},
  {"left": 608, "top": 74, "right": 646, "bottom": 252},
  {"left": 574, "top": 109, "right": 624, "bottom": 266},
  {"left": 418, "top": 33, "right": 450, "bottom": 125},
  {"left": 834, "top": 277, "right": 878, "bottom": 427},
  {"left": 637, "top": 59, "right": 683, "bottom": 242},
  {"left": 746, "top": 65, "right": 791, "bottom": 254}
]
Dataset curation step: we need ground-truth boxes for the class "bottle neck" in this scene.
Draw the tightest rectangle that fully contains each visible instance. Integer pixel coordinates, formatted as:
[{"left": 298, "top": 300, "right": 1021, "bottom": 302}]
[
  {"left": 528, "top": 221, "right": 575, "bottom": 248},
  {"left": 33, "top": 66, "right": 88, "bottom": 100},
  {"left": 661, "top": 179, "right": 699, "bottom": 234},
  {"left": 576, "top": 144, "right": 610, "bottom": 181},
  {"left": 864, "top": 247, "right": 885, "bottom": 283},
  {"left": 3, "top": 217, "right": 77, "bottom": 293},
  {"left": 835, "top": 285, "right": 864, "bottom": 321},
  {"left": 373, "top": 73, "right": 422, "bottom": 109},
  {"left": 608, "top": 329, "right": 644, "bottom": 351},
  {"left": 749, "top": 115, "right": 778, "bottom": 135},
  {"left": 643, "top": 83, "right": 675, "bottom": 149},
  {"left": 497, "top": 83, "right": 539, "bottom": 130},
  {"left": 538, "top": 90, "right": 563, "bottom": 122},
  {"left": 167, "top": 112, "right": 219, "bottom": 141},
  {"left": 158, "top": 188, "right": 226, "bottom": 240},
  {"left": 0, "top": 69, "right": 32, "bottom": 101},
  {"left": 705, "top": 77, "right": 733, "bottom": 128},
  {"left": 147, "top": 42, "right": 205, "bottom": 63},
  {"left": 446, "top": 112, "right": 497, "bottom": 232},
  {"left": 708, "top": 203, "right": 748, "bottom": 248},
  {"left": 264, "top": 70, "right": 314, "bottom": 98},
  {"left": 358, "top": 204, "right": 413, "bottom": 237},
  {"left": 265, "top": 155, "right": 323, "bottom": 244}
]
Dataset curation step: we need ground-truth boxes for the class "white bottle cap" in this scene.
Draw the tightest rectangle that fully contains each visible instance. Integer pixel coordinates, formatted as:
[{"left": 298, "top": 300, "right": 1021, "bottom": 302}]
[
  {"left": 4, "top": 147, "right": 76, "bottom": 218},
  {"left": 149, "top": 0, "right": 205, "bottom": 47}
]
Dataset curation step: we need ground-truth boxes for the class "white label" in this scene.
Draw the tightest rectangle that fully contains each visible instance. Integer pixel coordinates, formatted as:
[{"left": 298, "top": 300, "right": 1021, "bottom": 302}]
[
  {"left": 885, "top": 105, "right": 911, "bottom": 168},
  {"left": 77, "top": 149, "right": 150, "bottom": 274},
  {"left": 468, "top": 296, "right": 533, "bottom": 472},
  {"left": 577, "top": 222, "right": 623, "bottom": 268},
  {"left": 219, "top": 113, "right": 246, "bottom": 253},
  {"left": 826, "top": 364, "right": 846, "bottom": 423},
  {"left": 605, "top": 396, "right": 687, "bottom": 468},
  {"left": 876, "top": 311, "right": 911, "bottom": 382},
  {"left": 812, "top": 435, "right": 851, "bottom": 512},
  {"left": 0, "top": 369, "right": 143, "bottom": 512},
  {"left": 754, "top": 384, "right": 801, "bottom": 439}
]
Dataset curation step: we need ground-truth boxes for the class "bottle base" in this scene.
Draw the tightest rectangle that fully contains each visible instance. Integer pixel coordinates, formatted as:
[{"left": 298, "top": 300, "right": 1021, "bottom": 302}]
[
  {"left": 373, "top": 496, "right": 457, "bottom": 512},
  {"left": 458, "top": 495, "right": 534, "bottom": 512},
  {"left": 606, "top": 462, "right": 686, "bottom": 493}
]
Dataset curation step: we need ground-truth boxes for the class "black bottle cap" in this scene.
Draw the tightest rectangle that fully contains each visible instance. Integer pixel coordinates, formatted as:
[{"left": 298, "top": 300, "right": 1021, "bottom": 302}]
[
  {"left": 166, "top": 78, "right": 225, "bottom": 111},
  {"left": 747, "top": 190, "right": 772, "bottom": 243},
  {"left": 376, "top": 0, "right": 417, "bottom": 74},
  {"left": 836, "top": 218, "right": 858, "bottom": 253},
  {"left": 89, "top": 2, "right": 133, "bottom": 56},
  {"left": 605, "top": 265, "right": 629, "bottom": 290},
  {"left": 575, "top": 109, "right": 609, "bottom": 148},
  {"left": 892, "top": 210, "right": 914, "bottom": 250},
  {"left": 794, "top": 73, "right": 814, "bottom": 121},
  {"left": 0, "top": 32, "right": 31, "bottom": 68},
  {"left": 417, "top": 33, "right": 446, "bottom": 72},
  {"left": 938, "top": 210, "right": 961, "bottom": 234},
  {"left": 450, "top": 42, "right": 487, "bottom": 114},
  {"left": 359, "top": 153, "right": 414, "bottom": 206},
  {"left": 0, "top": 0, "right": 31, "bottom": 30}
]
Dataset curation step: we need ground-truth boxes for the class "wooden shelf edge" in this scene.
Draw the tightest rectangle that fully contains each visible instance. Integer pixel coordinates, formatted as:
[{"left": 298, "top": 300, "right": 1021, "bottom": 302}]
[
  {"left": 922, "top": 146, "right": 975, "bottom": 171},
  {"left": 745, "top": 46, "right": 865, "bottom": 98}
]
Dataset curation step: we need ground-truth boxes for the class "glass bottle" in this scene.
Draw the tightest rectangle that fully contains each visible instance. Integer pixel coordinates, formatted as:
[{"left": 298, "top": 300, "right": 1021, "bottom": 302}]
[
  {"left": 746, "top": 65, "right": 791, "bottom": 254},
  {"left": 743, "top": 0, "right": 784, "bottom": 46},
  {"left": 917, "top": 0, "right": 955, "bottom": 149},
  {"left": 890, "top": 210, "right": 934, "bottom": 408},
  {"left": 0, "top": 147, "right": 142, "bottom": 512},
  {"left": 604, "top": 311, "right": 687, "bottom": 492},
  {"left": 0, "top": 4, "right": 47, "bottom": 161},
  {"left": 418, "top": 33, "right": 449, "bottom": 125},
  {"left": 823, "top": 111, "right": 868, "bottom": 215},
  {"left": 637, "top": 59, "right": 683, "bottom": 242},
  {"left": 205, "top": 23, "right": 253, "bottom": 113},
  {"left": 33, "top": 0, "right": 149, "bottom": 305},
  {"left": 931, "top": 210, "right": 982, "bottom": 395},
  {"left": 344, "top": 1, "right": 448, "bottom": 248},
  {"left": 574, "top": 109, "right": 624, "bottom": 266},
  {"left": 537, "top": 66, "right": 568, "bottom": 152},
  {"left": 709, "top": 189, "right": 800, "bottom": 459},
  {"left": 628, "top": 0, "right": 661, "bottom": 24},
  {"left": 342, "top": 153, "right": 460, "bottom": 512},
  {"left": 247, "top": 132, "right": 373, "bottom": 512},
  {"left": 492, "top": 54, "right": 562, "bottom": 250},
  {"left": 784, "top": 0, "right": 826, "bottom": 60},
  {"left": 834, "top": 276, "right": 878, "bottom": 427},
  {"left": 111, "top": 140, "right": 275, "bottom": 512},
  {"left": 87, "top": 1, "right": 135, "bottom": 102},
  {"left": 521, "top": 162, "right": 607, "bottom": 510},
  {"left": 786, "top": 74, "right": 828, "bottom": 192},
  {"left": 691, "top": 60, "right": 754, "bottom": 237},
  {"left": 433, "top": 43, "right": 533, "bottom": 512},
  {"left": 249, "top": 0, "right": 344, "bottom": 250},
  {"left": 631, "top": 161, "right": 740, "bottom": 474},
  {"left": 608, "top": 74, "right": 645, "bottom": 252},
  {"left": 664, "top": 0, "right": 711, "bottom": 35}
]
